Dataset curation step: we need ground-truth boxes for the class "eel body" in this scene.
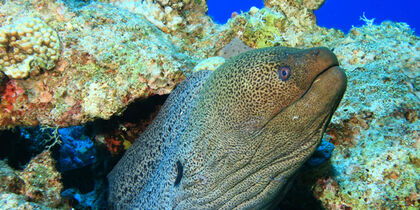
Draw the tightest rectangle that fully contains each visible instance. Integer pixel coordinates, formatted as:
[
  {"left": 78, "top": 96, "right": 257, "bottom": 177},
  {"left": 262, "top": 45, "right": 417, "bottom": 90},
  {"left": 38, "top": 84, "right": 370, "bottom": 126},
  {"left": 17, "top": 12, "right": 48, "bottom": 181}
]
[{"left": 107, "top": 46, "right": 347, "bottom": 209}]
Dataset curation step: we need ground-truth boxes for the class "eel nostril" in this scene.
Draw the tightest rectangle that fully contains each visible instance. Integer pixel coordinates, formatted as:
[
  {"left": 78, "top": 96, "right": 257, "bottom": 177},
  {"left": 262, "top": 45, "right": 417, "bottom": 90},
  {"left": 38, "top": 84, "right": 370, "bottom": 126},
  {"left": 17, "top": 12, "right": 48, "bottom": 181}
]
[{"left": 313, "top": 49, "right": 320, "bottom": 57}]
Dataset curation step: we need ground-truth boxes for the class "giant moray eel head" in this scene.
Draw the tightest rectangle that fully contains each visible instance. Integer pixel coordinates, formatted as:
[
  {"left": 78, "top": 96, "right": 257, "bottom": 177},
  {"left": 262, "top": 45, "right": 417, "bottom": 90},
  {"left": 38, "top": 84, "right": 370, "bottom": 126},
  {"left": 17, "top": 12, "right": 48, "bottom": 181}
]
[
  {"left": 197, "top": 46, "right": 345, "bottom": 135},
  {"left": 183, "top": 46, "right": 346, "bottom": 208}
]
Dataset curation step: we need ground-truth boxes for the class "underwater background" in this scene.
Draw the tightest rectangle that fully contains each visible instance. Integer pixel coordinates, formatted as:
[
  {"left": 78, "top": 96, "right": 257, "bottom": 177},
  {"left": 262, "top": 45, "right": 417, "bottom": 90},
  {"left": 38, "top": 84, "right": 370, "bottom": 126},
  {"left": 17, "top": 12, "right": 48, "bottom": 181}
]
[
  {"left": 0, "top": 0, "right": 418, "bottom": 209},
  {"left": 208, "top": 0, "right": 419, "bottom": 35}
]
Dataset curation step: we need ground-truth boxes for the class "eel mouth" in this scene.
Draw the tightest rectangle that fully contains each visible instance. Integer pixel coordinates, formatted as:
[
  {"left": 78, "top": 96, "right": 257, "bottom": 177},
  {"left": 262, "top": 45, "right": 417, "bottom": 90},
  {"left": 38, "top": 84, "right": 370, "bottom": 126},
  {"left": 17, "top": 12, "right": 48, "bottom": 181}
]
[
  {"left": 296, "top": 63, "right": 344, "bottom": 104},
  {"left": 302, "top": 63, "right": 347, "bottom": 114},
  {"left": 311, "top": 65, "right": 346, "bottom": 95},
  {"left": 311, "top": 47, "right": 341, "bottom": 89},
  {"left": 260, "top": 65, "right": 346, "bottom": 132},
  {"left": 297, "top": 64, "right": 347, "bottom": 125},
  {"left": 314, "top": 63, "right": 346, "bottom": 84}
]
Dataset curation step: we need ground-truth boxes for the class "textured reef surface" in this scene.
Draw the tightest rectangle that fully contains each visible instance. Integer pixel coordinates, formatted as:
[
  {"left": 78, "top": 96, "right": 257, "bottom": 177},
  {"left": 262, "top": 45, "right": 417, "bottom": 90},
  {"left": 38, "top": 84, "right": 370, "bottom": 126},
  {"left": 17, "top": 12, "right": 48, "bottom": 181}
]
[{"left": 0, "top": 0, "right": 418, "bottom": 209}]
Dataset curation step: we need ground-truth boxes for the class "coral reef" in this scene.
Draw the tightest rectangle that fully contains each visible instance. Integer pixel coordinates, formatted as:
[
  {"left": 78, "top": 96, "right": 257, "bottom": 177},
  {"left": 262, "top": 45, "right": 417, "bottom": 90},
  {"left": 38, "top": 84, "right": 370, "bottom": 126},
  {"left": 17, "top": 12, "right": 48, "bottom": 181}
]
[
  {"left": 1, "top": 124, "right": 112, "bottom": 209},
  {"left": 313, "top": 21, "right": 419, "bottom": 209},
  {"left": 102, "top": 0, "right": 209, "bottom": 34},
  {"left": 0, "top": 161, "right": 23, "bottom": 194},
  {"left": 0, "top": 0, "right": 193, "bottom": 128},
  {"left": 0, "top": 0, "right": 349, "bottom": 129},
  {"left": 102, "top": 0, "right": 222, "bottom": 61},
  {"left": 20, "top": 151, "right": 63, "bottom": 207},
  {"left": 217, "top": 37, "right": 252, "bottom": 59},
  {"left": 0, "top": 193, "right": 45, "bottom": 209},
  {"left": 226, "top": 1, "right": 343, "bottom": 49},
  {"left": 192, "top": 56, "right": 225, "bottom": 72}
]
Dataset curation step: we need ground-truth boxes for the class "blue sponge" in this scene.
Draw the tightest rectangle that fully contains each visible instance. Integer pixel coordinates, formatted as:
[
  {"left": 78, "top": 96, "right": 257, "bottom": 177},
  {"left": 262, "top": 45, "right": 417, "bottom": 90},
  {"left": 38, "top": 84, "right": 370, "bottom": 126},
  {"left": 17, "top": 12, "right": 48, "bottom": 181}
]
[
  {"left": 58, "top": 126, "right": 96, "bottom": 172},
  {"left": 306, "top": 140, "right": 335, "bottom": 167}
]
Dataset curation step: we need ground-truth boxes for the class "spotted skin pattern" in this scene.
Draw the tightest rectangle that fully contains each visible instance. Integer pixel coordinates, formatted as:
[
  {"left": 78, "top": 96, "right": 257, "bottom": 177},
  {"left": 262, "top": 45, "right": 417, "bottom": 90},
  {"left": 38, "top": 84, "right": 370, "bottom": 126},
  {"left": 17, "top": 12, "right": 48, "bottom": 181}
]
[{"left": 107, "top": 46, "right": 347, "bottom": 209}]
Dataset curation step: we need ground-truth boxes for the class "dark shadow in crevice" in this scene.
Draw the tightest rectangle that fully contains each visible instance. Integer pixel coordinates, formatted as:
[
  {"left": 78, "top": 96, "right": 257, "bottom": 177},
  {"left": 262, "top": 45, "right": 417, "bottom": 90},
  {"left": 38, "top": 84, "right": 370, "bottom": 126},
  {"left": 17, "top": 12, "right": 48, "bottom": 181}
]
[
  {"left": 62, "top": 94, "right": 168, "bottom": 188},
  {"left": 88, "top": 94, "right": 168, "bottom": 138},
  {"left": 0, "top": 129, "right": 34, "bottom": 170},
  {"left": 59, "top": 94, "right": 169, "bottom": 209},
  {"left": 277, "top": 161, "right": 334, "bottom": 210},
  {"left": 62, "top": 164, "right": 95, "bottom": 194}
]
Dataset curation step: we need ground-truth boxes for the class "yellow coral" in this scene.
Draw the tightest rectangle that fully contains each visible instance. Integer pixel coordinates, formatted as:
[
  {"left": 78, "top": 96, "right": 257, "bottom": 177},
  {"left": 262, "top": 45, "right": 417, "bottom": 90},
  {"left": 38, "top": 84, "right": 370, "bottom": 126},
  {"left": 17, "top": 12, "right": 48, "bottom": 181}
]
[{"left": 0, "top": 17, "right": 60, "bottom": 79}]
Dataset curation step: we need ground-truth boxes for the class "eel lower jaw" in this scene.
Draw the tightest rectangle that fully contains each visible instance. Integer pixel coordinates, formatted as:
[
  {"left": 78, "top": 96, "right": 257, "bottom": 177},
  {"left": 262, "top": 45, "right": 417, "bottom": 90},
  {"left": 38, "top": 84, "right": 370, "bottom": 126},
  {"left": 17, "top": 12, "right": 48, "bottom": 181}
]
[
  {"left": 313, "top": 64, "right": 340, "bottom": 84},
  {"left": 294, "top": 64, "right": 342, "bottom": 105},
  {"left": 309, "top": 65, "right": 347, "bottom": 113},
  {"left": 316, "top": 65, "right": 346, "bottom": 87}
]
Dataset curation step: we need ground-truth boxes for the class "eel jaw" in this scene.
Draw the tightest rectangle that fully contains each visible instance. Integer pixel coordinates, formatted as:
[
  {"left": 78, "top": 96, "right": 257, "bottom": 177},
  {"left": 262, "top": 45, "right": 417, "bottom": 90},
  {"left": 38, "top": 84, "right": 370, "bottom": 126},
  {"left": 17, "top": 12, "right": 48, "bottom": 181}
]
[
  {"left": 311, "top": 66, "right": 347, "bottom": 99},
  {"left": 266, "top": 65, "right": 347, "bottom": 133}
]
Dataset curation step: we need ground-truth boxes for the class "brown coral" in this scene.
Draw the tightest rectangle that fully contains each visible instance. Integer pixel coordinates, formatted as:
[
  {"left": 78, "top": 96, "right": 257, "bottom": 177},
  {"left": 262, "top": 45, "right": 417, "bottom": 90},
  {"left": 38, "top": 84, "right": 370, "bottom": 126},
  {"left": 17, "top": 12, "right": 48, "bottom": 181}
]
[{"left": 0, "top": 17, "right": 60, "bottom": 79}]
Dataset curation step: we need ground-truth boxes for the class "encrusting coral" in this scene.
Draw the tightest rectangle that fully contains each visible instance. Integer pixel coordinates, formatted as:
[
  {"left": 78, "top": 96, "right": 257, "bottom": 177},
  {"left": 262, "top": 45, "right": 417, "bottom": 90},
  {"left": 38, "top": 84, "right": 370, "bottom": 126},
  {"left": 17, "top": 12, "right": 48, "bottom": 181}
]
[
  {"left": 0, "top": 17, "right": 60, "bottom": 79},
  {"left": 313, "top": 21, "right": 420, "bottom": 209},
  {"left": 99, "top": 0, "right": 209, "bottom": 34},
  {"left": 0, "top": 151, "right": 66, "bottom": 208},
  {"left": 224, "top": 0, "right": 343, "bottom": 49}
]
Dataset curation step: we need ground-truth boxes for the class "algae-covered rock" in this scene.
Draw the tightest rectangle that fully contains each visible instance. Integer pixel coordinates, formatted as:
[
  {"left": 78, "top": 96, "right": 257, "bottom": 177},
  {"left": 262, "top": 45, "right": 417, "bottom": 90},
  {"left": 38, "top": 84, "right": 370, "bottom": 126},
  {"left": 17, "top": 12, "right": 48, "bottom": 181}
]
[
  {"left": 314, "top": 21, "right": 420, "bottom": 209},
  {"left": 0, "top": 1, "right": 195, "bottom": 128},
  {"left": 0, "top": 151, "right": 66, "bottom": 208},
  {"left": 104, "top": 0, "right": 220, "bottom": 61},
  {"left": 102, "top": 0, "right": 209, "bottom": 34},
  {"left": 20, "top": 151, "right": 63, "bottom": 207},
  {"left": 192, "top": 56, "right": 226, "bottom": 72},
  {"left": 225, "top": 0, "right": 343, "bottom": 49},
  {"left": 0, "top": 161, "right": 23, "bottom": 194}
]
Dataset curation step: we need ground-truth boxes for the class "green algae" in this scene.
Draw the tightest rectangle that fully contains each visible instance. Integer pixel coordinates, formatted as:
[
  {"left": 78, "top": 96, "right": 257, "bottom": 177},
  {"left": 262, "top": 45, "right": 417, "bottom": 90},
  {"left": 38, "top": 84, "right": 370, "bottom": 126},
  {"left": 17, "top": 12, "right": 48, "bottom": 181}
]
[
  {"left": 77, "top": 63, "right": 109, "bottom": 81},
  {"left": 239, "top": 8, "right": 287, "bottom": 48}
]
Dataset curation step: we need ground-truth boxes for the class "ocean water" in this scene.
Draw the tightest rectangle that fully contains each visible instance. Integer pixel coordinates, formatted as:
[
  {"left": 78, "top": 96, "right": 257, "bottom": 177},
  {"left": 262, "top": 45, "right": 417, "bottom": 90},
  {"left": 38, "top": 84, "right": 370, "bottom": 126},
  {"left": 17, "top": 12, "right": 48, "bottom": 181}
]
[{"left": 208, "top": 0, "right": 420, "bottom": 35}]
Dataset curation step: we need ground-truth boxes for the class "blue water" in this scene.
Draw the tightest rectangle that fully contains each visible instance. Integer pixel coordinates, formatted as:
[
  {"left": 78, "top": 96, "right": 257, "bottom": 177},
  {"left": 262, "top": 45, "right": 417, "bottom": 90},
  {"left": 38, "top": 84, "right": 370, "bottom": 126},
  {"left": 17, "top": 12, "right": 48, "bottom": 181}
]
[
  {"left": 208, "top": 0, "right": 419, "bottom": 35},
  {"left": 208, "top": 0, "right": 264, "bottom": 23}
]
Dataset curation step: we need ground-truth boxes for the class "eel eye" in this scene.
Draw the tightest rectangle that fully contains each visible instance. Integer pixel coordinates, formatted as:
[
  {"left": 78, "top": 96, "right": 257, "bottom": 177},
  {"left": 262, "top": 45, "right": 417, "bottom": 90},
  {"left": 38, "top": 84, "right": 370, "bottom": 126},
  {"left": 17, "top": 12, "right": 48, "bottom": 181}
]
[{"left": 278, "top": 66, "right": 291, "bottom": 81}]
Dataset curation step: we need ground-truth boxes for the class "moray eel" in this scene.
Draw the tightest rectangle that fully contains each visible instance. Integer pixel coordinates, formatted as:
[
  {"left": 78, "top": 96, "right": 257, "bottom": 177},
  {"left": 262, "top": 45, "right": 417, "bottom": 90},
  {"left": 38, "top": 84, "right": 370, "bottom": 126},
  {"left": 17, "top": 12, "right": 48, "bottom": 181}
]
[{"left": 107, "top": 46, "right": 347, "bottom": 209}]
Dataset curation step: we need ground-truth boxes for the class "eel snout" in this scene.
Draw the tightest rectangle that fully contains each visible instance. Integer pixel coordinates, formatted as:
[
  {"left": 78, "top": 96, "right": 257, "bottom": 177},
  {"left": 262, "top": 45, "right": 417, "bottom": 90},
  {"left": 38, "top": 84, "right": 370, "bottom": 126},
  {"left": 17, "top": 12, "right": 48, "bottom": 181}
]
[
  {"left": 311, "top": 47, "right": 339, "bottom": 71},
  {"left": 294, "top": 47, "right": 340, "bottom": 91}
]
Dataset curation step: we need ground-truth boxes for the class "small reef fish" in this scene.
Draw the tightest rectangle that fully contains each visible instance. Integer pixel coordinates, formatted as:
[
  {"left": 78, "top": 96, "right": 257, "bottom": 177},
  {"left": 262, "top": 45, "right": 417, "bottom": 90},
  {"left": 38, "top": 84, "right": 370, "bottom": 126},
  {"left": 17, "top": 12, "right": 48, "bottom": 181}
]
[{"left": 107, "top": 46, "right": 347, "bottom": 209}]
